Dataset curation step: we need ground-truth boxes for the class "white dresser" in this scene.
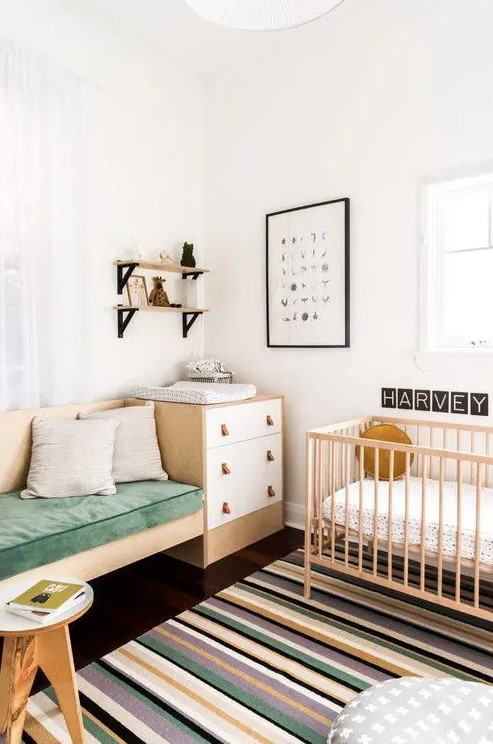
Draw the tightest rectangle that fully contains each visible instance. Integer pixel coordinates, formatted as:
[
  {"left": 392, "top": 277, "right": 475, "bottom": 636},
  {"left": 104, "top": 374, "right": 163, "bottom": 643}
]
[{"left": 151, "top": 395, "right": 284, "bottom": 566}]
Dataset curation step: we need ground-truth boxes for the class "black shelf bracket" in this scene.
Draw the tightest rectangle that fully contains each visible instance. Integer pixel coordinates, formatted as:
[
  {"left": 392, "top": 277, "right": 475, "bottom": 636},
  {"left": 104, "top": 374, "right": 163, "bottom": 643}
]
[
  {"left": 182, "top": 271, "right": 202, "bottom": 281},
  {"left": 182, "top": 312, "right": 202, "bottom": 338},
  {"left": 117, "top": 262, "right": 138, "bottom": 295},
  {"left": 118, "top": 307, "right": 138, "bottom": 338}
]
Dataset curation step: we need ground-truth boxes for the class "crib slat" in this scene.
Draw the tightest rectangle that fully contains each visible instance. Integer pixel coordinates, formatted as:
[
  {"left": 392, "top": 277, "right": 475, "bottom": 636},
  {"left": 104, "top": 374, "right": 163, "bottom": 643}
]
[
  {"left": 388, "top": 449, "right": 394, "bottom": 582},
  {"left": 471, "top": 432, "right": 475, "bottom": 485},
  {"left": 437, "top": 457, "right": 445, "bottom": 597},
  {"left": 359, "top": 445, "right": 364, "bottom": 572},
  {"left": 474, "top": 462, "right": 481, "bottom": 609},
  {"left": 373, "top": 448, "right": 379, "bottom": 577},
  {"left": 330, "top": 441, "right": 336, "bottom": 563},
  {"left": 486, "top": 435, "right": 491, "bottom": 488},
  {"left": 353, "top": 426, "right": 358, "bottom": 482},
  {"left": 304, "top": 435, "right": 313, "bottom": 597},
  {"left": 455, "top": 460, "right": 463, "bottom": 604},
  {"left": 420, "top": 455, "right": 427, "bottom": 592},
  {"left": 344, "top": 443, "right": 350, "bottom": 567},
  {"left": 404, "top": 452, "right": 410, "bottom": 587},
  {"left": 314, "top": 438, "right": 320, "bottom": 557},
  {"left": 318, "top": 438, "right": 324, "bottom": 558},
  {"left": 339, "top": 432, "right": 344, "bottom": 492}
]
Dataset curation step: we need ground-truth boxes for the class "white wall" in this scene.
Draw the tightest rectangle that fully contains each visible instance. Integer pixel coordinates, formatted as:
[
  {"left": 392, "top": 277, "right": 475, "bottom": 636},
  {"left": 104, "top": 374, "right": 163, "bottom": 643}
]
[
  {"left": 203, "top": 0, "right": 493, "bottom": 524},
  {"left": 0, "top": 0, "right": 205, "bottom": 402}
]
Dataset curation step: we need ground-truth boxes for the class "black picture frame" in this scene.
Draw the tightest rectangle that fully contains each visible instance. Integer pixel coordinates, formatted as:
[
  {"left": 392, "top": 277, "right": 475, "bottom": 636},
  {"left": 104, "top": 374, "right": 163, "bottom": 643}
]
[{"left": 266, "top": 198, "right": 350, "bottom": 348}]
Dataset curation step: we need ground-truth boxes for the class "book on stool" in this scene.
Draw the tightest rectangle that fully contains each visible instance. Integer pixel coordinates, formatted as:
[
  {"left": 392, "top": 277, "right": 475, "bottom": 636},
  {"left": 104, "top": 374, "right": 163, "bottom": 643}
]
[{"left": 6, "top": 579, "right": 86, "bottom": 624}]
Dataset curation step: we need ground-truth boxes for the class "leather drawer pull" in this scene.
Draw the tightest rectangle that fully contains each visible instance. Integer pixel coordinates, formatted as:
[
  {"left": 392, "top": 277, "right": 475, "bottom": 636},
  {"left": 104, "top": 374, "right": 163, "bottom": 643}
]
[
  {"left": 267, "top": 486, "right": 276, "bottom": 498},
  {"left": 221, "top": 424, "right": 229, "bottom": 436},
  {"left": 221, "top": 463, "right": 231, "bottom": 475},
  {"left": 266, "top": 415, "right": 274, "bottom": 426},
  {"left": 267, "top": 450, "right": 275, "bottom": 462},
  {"left": 222, "top": 502, "right": 231, "bottom": 514}
]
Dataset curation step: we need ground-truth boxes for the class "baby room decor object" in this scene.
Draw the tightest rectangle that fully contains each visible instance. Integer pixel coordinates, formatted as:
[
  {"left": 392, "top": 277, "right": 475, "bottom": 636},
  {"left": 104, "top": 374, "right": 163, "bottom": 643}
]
[
  {"left": 79, "top": 402, "right": 168, "bottom": 483},
  {"left": 21, "top": 417, "right": 119, "bottom": 499},
  {"left": 305, "top": 413, "right": 493, "bottom": 623},
  {"left": 158, "top": 251, "right": 177, "bottom": 264},
  {"left": 149, "top": 276, "right": 170, "bottom": 307},
  {"left": 180, "top": 241, "right": 196, "bottom": 268},
  {"left": 0, "top": 398, "right": 204, "bottom": 589},
  {"left": 114, "top": 258, "right": 209, "bottom": 338},
  {"left": 328, "top": 678, "right": 493, "bottom": 744},
  {"left": 184, "top": 0, "right": 347, "bottom": 31},
  {"left": 359, "top": 423, "right": 414, "bottom": 480},
  {"left": 382, "top": 387, "right": 489, "bottom": 416},
  {"left": 0, "top": 577, "right": 93, "bottom": 744},
  {"left": 266, "top": 198, "right": 350, "bottom": 348},
  {"left": 156, "top": 394, "right": 284, "bottom": 566},
  {"left": 186, "top": 358, "right": 233, "bottom": 383},
  {"left": 131, "top": 381, "right": 256, "bottom": 405},
  {"left": 126, "top": 275, "right": 148, "bottom": 307}
]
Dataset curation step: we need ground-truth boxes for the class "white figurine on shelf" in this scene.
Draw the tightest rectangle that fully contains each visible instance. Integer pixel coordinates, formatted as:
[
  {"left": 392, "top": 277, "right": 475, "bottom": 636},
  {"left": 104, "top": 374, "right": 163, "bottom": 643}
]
[{"left": 158, "top": 251, "right": 177, "bottom": 264}]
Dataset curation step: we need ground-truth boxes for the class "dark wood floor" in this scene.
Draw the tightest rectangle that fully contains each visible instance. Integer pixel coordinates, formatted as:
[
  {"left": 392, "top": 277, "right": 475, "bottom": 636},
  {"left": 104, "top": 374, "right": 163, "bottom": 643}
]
[{"left": 23, "top": 527, "right": 303, "bottom": 694}]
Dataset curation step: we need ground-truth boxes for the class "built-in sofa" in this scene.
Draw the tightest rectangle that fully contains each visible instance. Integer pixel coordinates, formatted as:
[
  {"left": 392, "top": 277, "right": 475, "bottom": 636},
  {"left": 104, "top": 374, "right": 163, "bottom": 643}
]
[{"left": 0, "top": 398, "right": 204, "bottom": 590}]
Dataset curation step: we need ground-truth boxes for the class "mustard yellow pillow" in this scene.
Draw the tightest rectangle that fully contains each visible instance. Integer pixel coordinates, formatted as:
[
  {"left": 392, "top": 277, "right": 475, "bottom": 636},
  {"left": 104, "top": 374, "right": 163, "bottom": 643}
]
[{"left": 359, "top": 423, "right": 413, "bottom": 480}]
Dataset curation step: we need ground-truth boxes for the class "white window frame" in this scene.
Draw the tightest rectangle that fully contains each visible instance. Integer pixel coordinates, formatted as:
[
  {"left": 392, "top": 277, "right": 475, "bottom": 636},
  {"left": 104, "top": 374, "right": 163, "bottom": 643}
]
[{"left": 420, "top": 171, "right": 493, "bottom": 355}]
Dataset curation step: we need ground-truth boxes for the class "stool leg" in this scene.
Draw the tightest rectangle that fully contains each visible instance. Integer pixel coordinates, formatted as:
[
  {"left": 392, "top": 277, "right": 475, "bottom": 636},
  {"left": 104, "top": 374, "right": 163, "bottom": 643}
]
[
  {"left": 38, "top": 625, "right": 85, "bottom": 744},
  {"left": 0, "top": 638, "right": 10, "bottom": 734},
  {"left": 0, "top": 635, "right": 38, "bottom": 744}
]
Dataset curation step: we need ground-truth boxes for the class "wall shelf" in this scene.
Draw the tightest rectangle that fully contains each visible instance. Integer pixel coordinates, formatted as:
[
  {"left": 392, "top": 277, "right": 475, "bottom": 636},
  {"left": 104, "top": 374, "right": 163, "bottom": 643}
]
[
  {"left": 114, "top": 258, "right": 209, "bottom": 339},
  {"left": 115, "top": 259, "right": 209, "bottom": 294},
  {"left": 115, "top": 305, "right": 208, "bottom": 339}
]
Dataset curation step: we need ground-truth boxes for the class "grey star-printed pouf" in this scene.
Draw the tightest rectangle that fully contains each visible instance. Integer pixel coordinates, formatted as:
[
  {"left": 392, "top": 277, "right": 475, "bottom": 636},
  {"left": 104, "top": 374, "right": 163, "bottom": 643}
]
[{"left": 328, "top": 677, "right": 493, "bottom": 744}]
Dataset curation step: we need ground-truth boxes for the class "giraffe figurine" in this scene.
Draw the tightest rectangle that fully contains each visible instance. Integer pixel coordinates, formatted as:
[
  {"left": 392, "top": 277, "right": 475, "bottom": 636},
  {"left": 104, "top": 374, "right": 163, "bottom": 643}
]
[{"left": 149, "top": 277, "right": 170, "bottom": 307}]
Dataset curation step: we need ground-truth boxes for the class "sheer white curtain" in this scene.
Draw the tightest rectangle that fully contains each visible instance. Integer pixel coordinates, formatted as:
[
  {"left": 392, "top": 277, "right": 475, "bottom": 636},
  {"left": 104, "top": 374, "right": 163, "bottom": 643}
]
[{"left": 0, "top": 41, "right": 88, "bottom": 410}]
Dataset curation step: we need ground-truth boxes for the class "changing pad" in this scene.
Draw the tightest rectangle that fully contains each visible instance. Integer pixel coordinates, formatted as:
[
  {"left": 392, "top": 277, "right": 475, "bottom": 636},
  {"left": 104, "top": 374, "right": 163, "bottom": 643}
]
[{"left": 131, "top": 381, "right": 257, "bottom": 405}]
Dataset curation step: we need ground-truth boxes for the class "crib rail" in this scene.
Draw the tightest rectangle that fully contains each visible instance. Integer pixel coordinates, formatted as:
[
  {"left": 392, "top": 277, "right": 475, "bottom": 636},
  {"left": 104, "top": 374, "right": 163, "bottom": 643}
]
[{"left": 304, "top": 416, "right": 493, "bottom": 622}]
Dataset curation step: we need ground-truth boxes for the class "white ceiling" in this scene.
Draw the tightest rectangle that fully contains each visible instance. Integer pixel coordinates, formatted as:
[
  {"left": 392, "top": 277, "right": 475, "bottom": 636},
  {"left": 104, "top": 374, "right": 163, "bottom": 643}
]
[{"left": 57, "top": 0, "right": 349, "bottom": 78}]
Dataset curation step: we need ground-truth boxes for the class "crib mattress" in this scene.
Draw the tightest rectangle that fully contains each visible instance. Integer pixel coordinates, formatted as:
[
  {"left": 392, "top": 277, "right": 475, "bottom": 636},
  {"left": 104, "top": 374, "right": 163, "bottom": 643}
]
[{"left": 322, "top": 476, "right": 493, "bottom": 565}]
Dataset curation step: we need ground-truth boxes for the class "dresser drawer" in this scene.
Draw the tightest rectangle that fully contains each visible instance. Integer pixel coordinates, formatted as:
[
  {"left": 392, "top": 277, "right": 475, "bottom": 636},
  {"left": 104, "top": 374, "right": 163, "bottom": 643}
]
[
  {"left": 206, "top": 398, "right": 282, "bottom": 449},
  {"left": 206, "top": 433, "right": 283, "bottom": 529}
]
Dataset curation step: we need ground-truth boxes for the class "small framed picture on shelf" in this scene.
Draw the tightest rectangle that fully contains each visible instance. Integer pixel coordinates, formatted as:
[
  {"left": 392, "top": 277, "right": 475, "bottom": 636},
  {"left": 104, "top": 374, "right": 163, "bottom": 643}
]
[{"left": 126, "top": 275, "right": 148, "bottom": 307}]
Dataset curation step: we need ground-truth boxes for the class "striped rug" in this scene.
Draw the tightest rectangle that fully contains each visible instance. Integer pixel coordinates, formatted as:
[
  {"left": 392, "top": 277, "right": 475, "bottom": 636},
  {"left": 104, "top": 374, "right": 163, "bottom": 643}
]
[{"left": 20, "top": 551, "right": 493, "bottom": 744}]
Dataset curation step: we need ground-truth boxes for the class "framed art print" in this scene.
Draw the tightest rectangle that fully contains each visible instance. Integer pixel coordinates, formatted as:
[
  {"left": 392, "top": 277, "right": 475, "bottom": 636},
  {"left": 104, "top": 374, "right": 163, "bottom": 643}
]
[{"left": 266, "top": 198, "right": 350, "bottom": 348}]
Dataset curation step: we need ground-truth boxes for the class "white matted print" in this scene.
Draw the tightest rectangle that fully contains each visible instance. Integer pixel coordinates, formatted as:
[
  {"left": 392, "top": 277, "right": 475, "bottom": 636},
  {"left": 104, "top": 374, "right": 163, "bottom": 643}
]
[{"left": 266, "top": 199, "right": 350, "bottom": 347}]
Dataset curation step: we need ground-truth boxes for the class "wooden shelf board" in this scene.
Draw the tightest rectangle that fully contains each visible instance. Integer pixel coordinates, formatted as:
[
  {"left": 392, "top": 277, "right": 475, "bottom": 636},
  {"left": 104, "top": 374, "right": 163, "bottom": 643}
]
[
  {"left": 115, "top": 305, "right": 208, "bottom": 314},
  {"left": 114, "top": 260, "right": 209, "bottom": 275}
]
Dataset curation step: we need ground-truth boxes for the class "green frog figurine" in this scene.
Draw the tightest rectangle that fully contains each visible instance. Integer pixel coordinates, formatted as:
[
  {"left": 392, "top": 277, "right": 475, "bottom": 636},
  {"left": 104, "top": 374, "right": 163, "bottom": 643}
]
[{"left": 180, "top": 242, "right": 196, "bottom": 268}]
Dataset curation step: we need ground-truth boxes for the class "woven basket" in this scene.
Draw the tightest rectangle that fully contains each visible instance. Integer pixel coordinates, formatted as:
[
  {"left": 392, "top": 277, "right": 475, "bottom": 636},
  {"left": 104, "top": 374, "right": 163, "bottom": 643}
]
[{"left": 187, "top": 372, "right": 233, "bottom": 384}]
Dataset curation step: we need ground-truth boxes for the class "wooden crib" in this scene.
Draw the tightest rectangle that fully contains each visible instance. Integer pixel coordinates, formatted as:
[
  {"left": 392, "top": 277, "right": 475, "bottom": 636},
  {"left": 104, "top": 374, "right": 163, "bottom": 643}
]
[{"left": 304, "top": 415, "right": 493, "bottom": 622}]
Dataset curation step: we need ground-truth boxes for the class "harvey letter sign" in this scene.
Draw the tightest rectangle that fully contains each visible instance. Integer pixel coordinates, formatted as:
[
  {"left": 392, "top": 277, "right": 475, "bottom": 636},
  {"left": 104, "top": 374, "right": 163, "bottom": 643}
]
[{"left": 381, "top": 388, "right": 489, "bottom": 417}]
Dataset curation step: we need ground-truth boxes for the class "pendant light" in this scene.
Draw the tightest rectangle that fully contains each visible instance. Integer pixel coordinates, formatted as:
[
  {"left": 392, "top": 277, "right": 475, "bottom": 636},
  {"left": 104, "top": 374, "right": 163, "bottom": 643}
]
[{"left": 183, "top": 0, "right": 346, "bottom": 32}]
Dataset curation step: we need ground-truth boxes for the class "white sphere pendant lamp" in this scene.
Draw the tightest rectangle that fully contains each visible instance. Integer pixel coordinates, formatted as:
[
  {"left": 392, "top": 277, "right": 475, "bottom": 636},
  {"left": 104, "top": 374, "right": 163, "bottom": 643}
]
[{"left": 184, "top": 0, "right": 346, "bottom": 31}]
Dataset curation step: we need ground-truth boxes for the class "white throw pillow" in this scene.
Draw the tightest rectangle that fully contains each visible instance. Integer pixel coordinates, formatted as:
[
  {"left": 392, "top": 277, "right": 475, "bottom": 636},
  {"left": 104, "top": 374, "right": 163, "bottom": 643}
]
[
  {"left": 21, "top": 417, "right": 119, "bottom": 499},
  {"left": 79, "top": 402, "right": 168, "bottom": 483}
]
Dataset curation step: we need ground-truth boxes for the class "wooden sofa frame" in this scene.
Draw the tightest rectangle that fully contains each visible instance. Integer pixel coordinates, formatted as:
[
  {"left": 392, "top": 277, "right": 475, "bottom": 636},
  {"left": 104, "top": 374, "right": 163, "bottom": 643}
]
[{"left": 0, "top": 399, "right": 204, "bottom": 591}]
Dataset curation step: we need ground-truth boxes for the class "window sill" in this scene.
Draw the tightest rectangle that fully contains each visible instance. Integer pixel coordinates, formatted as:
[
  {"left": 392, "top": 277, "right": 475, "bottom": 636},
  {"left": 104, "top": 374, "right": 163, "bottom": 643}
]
[{"left": 414, "top": 348, "right": 493, "bottom": 370}]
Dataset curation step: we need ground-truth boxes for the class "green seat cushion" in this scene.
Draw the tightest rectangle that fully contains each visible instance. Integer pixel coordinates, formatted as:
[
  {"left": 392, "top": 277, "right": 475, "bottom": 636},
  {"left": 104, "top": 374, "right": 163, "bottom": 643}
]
[{"left": 0, "top": 480, "right": 203, "bottom": 581}]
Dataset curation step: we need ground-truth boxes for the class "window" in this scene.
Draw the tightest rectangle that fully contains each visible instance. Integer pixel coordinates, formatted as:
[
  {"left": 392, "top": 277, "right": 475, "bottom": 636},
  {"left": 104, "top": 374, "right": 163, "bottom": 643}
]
[
  {"left": 0, "top": 41, "right": 88, "bottom": 410},
  {"left": 422, "top": 173, "right": 493, "bottom": 351}
]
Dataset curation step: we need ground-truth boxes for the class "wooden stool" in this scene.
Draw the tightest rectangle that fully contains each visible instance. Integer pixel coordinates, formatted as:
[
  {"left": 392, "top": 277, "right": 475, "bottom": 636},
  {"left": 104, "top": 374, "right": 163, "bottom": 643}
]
[{"left": 0, "top": 577, "right": 93, "bottom": 744}]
